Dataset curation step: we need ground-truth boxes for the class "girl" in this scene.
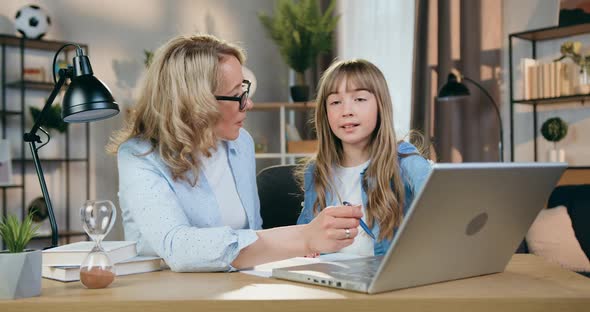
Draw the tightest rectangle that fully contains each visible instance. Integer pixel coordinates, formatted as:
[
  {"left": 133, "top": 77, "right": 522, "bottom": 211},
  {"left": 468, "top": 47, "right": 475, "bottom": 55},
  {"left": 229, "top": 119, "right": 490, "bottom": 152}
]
[
  {"left": 108, "top": 35, "right": 363, "bottom": 272},
  {"left": 297, "top": 59, "right": 432, "bottom": 256}
]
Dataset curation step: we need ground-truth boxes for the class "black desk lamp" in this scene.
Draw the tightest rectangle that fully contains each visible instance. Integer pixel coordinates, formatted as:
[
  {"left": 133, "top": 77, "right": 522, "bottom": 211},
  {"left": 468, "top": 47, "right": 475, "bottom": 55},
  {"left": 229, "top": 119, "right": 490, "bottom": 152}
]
[
  {"left": 23, "top": 44, "right": 119, "bottom": 248},
  {"left": 437, "top": 70, "right": 504, "bottom": 162}
]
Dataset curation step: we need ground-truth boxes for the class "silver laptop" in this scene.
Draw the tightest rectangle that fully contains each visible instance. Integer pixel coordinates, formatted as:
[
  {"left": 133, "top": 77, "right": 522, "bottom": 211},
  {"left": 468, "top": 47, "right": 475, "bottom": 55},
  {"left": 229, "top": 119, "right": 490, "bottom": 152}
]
[{"left": 272, "top": 163, "right": 566, "bottom": 294}]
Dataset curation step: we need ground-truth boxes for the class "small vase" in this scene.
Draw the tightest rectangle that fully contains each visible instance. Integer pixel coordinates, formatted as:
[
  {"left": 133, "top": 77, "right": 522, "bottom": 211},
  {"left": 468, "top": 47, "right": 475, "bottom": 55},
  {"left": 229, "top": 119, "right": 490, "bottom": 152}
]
[
  {"left": 547, "top": 147, "right": 565, "bottom": 162},
  {"left": 574, "top": 65, "right": 590, "bottom": 94}
]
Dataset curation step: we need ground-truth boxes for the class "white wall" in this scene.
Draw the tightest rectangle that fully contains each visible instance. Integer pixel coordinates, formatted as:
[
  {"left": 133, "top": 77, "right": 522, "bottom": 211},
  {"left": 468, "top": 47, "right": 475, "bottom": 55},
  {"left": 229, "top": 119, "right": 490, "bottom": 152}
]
[
  {"left": 502, "top": 0, "right": 590, "bottom": 164},
  {"left": 336, "top": 0, "right": 415, "bottom": 138},
  {"left": 0, "top": 0, "right": 288, "bottom": 241}
]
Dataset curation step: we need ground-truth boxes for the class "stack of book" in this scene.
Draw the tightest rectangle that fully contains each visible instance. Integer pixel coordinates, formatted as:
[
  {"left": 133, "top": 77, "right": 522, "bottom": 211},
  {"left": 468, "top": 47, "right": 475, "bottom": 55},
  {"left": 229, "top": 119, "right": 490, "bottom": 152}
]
[
  {"left": 520, "top": 58, "right": 578, "bottom": 100},
  {"left": 42, "top": 241, "right": 162, "bottom": 282}
]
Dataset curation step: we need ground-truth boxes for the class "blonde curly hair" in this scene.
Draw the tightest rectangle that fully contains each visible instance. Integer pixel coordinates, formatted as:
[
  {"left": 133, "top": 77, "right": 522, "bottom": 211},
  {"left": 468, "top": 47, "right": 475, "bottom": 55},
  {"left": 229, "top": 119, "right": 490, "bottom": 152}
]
[{"left": 107, "top": 34, "right": 246, "bottom": 186}]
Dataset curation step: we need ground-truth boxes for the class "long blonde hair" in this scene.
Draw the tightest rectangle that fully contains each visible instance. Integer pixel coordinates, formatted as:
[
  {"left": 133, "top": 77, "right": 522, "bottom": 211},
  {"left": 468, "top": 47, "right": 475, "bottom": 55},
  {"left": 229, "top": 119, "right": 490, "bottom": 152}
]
[
  {"left": 303, "top": 59, "right": 405, "bottom": 240},
  {"left": 107, "top": 34, "right": 245, "bottom": 186}
]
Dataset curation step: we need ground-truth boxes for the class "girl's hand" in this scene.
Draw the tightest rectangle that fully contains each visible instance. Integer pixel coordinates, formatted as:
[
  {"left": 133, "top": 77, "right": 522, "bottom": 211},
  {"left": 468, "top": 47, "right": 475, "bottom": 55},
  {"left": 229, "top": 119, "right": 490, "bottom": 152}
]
[{"left": 303, "top": 204, "right": 362, "bottom": 254}]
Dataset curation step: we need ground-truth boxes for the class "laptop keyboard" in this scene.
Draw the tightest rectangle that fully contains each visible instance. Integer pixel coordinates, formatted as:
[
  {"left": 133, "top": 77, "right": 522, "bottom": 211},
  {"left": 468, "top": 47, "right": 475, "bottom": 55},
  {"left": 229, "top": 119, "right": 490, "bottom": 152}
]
[{"left": 328, "top": 256, "right": 383, "bottom": 280}]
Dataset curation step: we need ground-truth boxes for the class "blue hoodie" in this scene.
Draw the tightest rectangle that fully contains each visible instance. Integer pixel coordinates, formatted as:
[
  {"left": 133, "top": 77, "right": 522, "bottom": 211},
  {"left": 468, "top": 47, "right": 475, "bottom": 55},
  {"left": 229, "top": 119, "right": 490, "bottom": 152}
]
[{"left": 297, "top": 142, "right": 433, "bottom": 255}]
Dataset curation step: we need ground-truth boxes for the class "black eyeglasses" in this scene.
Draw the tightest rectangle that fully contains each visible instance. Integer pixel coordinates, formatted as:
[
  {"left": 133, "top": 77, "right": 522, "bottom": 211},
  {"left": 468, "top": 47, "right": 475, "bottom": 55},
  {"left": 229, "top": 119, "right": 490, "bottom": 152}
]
[{"left": 215, "top": 80, "right": 251, "bottom": 111}]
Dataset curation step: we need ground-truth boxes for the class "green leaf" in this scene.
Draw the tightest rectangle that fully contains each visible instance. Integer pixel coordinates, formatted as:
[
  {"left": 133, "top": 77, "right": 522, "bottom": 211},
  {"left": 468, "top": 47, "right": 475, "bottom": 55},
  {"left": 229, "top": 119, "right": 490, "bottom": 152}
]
[
  {"left": 29, "top": 103, "right": 68, "bottom": 134},
  {"left": 257, "top": 0, "right": 340, "bottom": 82},
  {"left": 541, "top": 117, "right": 568, "bottom": 142},
  {"left": 0, "top": 211, "right": 39, "bottom": 253},
  {"left": 144, "top": 50, "right": 154, "bottom": 68}
]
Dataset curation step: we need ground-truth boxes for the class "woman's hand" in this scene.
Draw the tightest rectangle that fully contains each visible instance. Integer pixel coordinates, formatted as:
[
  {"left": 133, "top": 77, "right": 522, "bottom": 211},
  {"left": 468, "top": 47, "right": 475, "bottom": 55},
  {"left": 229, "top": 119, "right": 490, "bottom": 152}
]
[{"left": 302, "top": 204, "right": 363, "bottom": 255}]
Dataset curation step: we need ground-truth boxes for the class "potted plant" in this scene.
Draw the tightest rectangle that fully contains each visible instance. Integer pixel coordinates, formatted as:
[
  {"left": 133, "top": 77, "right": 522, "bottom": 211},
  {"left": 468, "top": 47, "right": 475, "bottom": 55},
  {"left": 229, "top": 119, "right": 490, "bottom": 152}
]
[
  {"left": 29, "top": 103, "right": 68, "bottom": 158},
  {"left": 541, "top": 117, "right": 568, "bottom": 162},
  {"left": 555, "top": 41, "right": 590, "bottom": 94},
  {"left": 144, "top": 49, "right": 154, "bottom": 68},
  {"left": 258, "top": 0, "right": 339, "bottom": 102},
  {"left": 0, "top": 211, "right": 41, "bottom": 300},
  {"left": 29, "top": 103, "right": 68, "bottom": 134}
]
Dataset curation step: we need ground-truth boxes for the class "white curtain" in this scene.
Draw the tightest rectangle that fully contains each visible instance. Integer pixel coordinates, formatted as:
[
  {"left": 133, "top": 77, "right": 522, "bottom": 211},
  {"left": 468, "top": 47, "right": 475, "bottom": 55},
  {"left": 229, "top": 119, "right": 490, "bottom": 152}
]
[{"left": 336, "top": 0, "right": 415, "bottom": 138}]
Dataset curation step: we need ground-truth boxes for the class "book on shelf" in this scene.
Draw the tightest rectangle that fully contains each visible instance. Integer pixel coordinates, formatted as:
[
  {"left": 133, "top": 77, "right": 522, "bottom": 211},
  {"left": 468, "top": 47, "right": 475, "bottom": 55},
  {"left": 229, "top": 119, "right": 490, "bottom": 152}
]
[
  {"left": 521, "top": 59, "right": 579, "bottom": 100},
  {"left": 528, "top": 62, "right": 538, "bottom": 99},
  {"left": 521, "top": 58, "right": 536, "bottom": 99},
  {"left": 42, "top": 241, "right": 137, "bottom": 266},
  {"left": 553, "top": 62, "right": 566, "bottom": 96},
  {"left": 543, "top": 62, "right": 551, "bottom": 98},
  {"left": 42, "top": 256, "right": 162, "bottom": 282}
]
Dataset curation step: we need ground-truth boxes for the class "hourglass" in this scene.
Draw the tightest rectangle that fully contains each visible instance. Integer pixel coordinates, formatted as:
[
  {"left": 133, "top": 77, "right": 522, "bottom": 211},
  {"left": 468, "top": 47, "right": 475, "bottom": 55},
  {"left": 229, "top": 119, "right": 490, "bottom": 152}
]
[{"left": 79, "top": 200, "right": 117, "bottom": 289}]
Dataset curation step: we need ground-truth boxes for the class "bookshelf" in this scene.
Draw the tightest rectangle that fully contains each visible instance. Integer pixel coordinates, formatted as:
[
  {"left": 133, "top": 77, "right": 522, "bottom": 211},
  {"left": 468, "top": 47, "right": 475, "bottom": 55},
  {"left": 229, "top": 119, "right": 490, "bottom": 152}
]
[
  {"left": 508, "top": 24, "right": 590, "bottom": 166},
  {"left": 249, "top": 102, "right": 317, "bottom": 165},
  {"left": 513, "top": 93, "right": 590, "bottom": 105},
  {"left": 0, "top": 35, "right": 91, "bottom": 248}
]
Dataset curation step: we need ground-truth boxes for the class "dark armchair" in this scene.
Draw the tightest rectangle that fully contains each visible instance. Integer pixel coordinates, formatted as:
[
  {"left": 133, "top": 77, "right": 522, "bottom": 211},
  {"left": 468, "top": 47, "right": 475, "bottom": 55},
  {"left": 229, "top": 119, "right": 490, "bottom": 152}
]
[{"left": 256, "top": 165, "right": 304, "bottom": 229}]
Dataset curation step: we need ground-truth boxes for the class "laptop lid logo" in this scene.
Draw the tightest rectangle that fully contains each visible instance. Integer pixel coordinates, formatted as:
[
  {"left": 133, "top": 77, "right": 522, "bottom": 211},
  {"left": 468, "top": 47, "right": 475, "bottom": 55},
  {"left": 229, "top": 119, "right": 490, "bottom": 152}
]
[{"left": 466, "top": 212, "right": 488, "bottom": 236}]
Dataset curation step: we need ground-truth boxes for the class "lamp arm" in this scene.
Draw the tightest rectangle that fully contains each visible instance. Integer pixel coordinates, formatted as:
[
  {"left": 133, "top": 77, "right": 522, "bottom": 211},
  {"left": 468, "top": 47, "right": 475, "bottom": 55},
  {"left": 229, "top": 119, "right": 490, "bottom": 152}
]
[
  {"left": 462, "top": 76, "right": 504, "bottom": 162},
  {"left": 27, "top": 137, "right": 58, "bottom": 248},
  {"left": 23, "top": 69, "right": 69, "bottom": 248}
]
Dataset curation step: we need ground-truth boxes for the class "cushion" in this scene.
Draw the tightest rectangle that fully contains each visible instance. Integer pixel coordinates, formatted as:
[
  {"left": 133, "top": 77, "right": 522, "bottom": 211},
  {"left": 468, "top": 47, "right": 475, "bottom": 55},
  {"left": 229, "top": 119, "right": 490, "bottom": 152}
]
[{"left": 526, "top": 206, "right": 590, "bottom": 272}]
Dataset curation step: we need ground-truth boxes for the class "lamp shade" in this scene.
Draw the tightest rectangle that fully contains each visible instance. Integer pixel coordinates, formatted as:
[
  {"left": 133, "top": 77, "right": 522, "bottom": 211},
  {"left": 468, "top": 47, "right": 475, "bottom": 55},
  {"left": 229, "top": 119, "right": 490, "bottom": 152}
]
[
  {"left": 437, "top": 73, "right": 470, "bottom": 101},
  {"left": 62, "top": 75, "right": 119, "bottom": 123}
]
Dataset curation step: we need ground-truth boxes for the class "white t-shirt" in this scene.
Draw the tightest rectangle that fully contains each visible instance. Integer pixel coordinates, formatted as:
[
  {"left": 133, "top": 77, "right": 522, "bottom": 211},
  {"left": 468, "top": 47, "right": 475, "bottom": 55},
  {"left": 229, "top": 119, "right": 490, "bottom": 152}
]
[
  {"left": 200, "top": 141, "right": 248, "bottom": 230},
  {"left": 332, "top": 160, "right": 375, "bottom": 256}
]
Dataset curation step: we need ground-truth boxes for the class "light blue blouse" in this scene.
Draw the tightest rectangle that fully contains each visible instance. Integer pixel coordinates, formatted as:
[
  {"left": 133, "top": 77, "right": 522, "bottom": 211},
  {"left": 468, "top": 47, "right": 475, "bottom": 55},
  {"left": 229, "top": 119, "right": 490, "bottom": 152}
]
[
  {"left": 117, "top": 128, "right": 262, "bottom": 272},
  {"left": 297, "top": 142, "right": 433, "bottom": 255}
]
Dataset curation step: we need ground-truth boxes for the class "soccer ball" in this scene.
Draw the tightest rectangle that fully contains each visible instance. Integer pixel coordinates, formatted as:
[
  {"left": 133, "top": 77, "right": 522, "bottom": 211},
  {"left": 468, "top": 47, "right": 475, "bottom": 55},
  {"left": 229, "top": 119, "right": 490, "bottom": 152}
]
[{"left": 14, "top": 5, "right": 51, "bottom": 39}]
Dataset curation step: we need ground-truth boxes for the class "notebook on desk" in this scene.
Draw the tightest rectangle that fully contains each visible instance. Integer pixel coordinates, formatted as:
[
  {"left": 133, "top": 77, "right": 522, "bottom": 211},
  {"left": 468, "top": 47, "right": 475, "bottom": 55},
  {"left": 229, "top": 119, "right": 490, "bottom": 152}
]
[
  {"left": 42, "top": 256, "right": 162, "bottom": 282},
  {"left": 42, "top": 241, "right": 137, "bottom": 266},
  {"left": 272, "top": 163, "right": 567, "bottom": 294}
]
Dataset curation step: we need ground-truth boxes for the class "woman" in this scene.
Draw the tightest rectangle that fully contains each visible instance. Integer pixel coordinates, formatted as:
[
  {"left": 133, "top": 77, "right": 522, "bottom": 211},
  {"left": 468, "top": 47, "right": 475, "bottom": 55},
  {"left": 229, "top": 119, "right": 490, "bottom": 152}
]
[{"left": 107, "top": 34, "right": 362, "bottom": 272}]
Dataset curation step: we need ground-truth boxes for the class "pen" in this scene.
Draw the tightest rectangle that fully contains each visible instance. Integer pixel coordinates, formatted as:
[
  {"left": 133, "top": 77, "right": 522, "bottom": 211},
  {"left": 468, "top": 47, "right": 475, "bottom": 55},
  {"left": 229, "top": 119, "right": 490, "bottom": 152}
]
[{"left": 343, "top": 201, "right": 376, "bottom": 240}]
